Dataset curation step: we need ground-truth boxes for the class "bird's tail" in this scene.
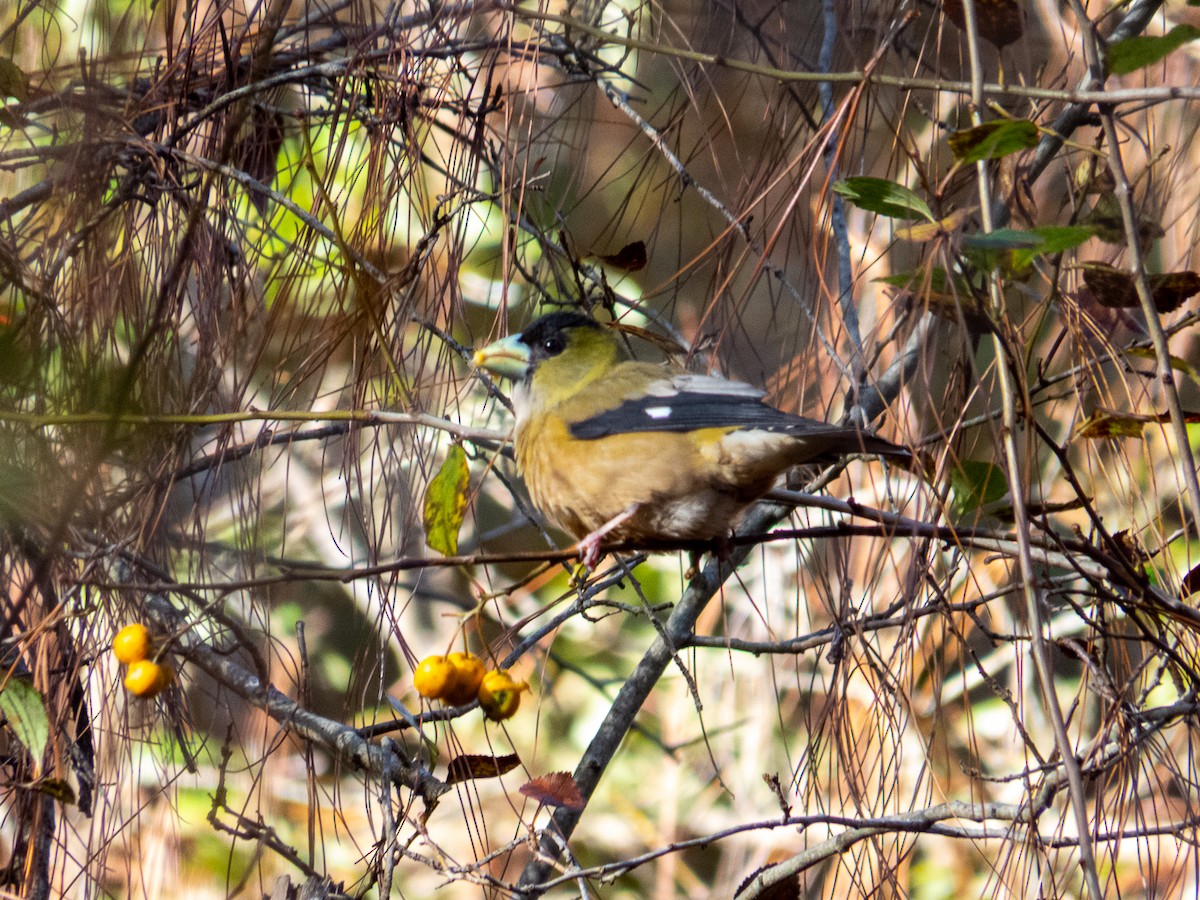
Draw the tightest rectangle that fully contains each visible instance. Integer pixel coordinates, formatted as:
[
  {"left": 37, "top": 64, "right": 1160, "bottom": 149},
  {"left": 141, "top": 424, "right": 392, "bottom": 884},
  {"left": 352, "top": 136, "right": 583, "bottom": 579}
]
[{"left": 803, "top": 425, "right": 914, "bottom": 467}]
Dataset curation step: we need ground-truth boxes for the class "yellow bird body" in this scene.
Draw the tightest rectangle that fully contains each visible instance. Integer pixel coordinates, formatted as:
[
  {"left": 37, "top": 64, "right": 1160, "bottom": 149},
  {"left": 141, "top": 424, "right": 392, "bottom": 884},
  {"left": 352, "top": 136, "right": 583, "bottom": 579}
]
[{"left": 474, "top": 312, "right": 908, "bottom": 556}]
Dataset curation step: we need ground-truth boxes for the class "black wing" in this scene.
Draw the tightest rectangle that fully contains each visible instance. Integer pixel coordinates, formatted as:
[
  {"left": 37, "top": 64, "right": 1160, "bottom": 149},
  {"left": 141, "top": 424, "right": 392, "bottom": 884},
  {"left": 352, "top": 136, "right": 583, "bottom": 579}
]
[{"left": 569, "top": 385, "right": 815, "bottom": 439}]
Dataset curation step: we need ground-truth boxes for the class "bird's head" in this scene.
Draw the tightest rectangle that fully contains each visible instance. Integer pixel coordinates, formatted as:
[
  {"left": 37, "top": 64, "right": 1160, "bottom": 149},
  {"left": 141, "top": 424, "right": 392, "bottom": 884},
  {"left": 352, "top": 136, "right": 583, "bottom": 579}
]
[{"left": 473, "top": 312, "right": 624, "bottom": 410}]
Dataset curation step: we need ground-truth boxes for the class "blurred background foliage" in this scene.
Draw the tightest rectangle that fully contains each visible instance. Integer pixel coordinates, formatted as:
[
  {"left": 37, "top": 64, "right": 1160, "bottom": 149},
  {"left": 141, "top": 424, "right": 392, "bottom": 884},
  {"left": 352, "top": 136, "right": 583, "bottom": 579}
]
[{"left": 0, "top": 0, "right": 1199, "bottom": 897}]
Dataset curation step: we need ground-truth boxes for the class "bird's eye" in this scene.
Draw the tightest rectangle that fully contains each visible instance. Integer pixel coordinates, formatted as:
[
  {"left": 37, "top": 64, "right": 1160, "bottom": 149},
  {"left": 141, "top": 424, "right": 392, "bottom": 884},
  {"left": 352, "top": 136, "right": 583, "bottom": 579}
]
[{"left": 541, "top": 336, "right": 565, "bottom": 355}]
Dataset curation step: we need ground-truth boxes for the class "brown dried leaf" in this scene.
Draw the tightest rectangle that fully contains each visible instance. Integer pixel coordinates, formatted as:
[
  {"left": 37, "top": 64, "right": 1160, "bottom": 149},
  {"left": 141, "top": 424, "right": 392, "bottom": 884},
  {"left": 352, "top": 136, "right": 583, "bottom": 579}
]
[
  {"left": 1079, "top": 262, "right": 1200, "bottom": 313},
  {"left": 445, "top": 753, "right": 521, "bottom": 785},
  {"left": 943, "top": 0, "right": 1024, "bottom": 49},
  {"left": 1080, "top": 194, "right": 1165, "bottom": 245},
  {"left": 518, "top": 771, "right": 585, "bottom": 810},
  {"left": 735, "top": 863, "right": 801, "bottom": 900},
  {"left": 597, "top": 240, "right": 647, "bottom": 272},
  {"left": 1181, "top": 563, "right": 1200, "bottom": 599}
]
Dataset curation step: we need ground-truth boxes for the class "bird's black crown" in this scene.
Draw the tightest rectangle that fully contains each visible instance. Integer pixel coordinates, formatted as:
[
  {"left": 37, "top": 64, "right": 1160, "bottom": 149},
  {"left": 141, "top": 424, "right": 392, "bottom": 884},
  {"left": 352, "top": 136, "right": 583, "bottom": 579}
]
[{"left": 519, "top": 312, "right": 602, "bottom": 362}]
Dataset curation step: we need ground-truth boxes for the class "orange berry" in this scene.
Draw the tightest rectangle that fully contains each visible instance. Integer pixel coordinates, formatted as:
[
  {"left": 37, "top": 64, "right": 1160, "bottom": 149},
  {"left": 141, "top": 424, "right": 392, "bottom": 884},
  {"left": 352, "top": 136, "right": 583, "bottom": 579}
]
[
  {"left": 123, "top": 659, "right": 174, "bottom": 698},
  {"left": 412, "top": 655, "right": 455, "bottom": 700},
  {"left": 477, "top": 668, "right": 528, "bottom": 721},
  {"left": 112, "top": 623, "right": 153, "bottom": 665},
  {"left": 444, "top": 652, "right": 486, "bottom": 705}
]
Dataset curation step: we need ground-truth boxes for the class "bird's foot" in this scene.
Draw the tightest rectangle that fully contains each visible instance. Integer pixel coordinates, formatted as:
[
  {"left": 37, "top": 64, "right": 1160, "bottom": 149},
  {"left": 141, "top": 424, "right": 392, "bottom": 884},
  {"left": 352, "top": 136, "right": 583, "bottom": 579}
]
[
  {"left": 714, "top": 532, "right": 734, "bottom": 562},
  {"left": 573, "top": 505, "right": 639, "bottom": 571},
  {"left": 684, "top": 535, "right": 732, "bottom": 580}
]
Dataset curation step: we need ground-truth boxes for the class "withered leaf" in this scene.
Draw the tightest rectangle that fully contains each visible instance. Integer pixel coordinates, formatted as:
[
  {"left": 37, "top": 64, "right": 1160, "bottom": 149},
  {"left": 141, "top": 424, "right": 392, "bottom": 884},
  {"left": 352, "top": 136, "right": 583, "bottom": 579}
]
[
  {"left": 1124, "top": 347, "right": 1200, "bottom": 381},
  {"left": 1181, "top": 563, "right": 1200, "bottom": 599},
  {"left": 518, "top": 771, "right": 585, "bottom": 810},
  {"left": 1080, "top": 194, "right": 1165, "bottom": 245},
  {"left": 1079, "top": 262, "right": 1200, "bottom": 313},
  {"left": 1073, "top": 411, "right": 1146, "bottom": 440},
  {"left": 943, "top": 0, "right": 1024, "bottom": 49},
  {"left": 598, "top": 240, "right": 647, "bottom": 272},
  {"left": 445, "top": 753, "right": 521, "bottom": 785},
  {"left": 948, "top": 120, "right": 1038, "bottom": 164},
  {"left": 735, "top": 863, "right": 801, "bottom": 900}
]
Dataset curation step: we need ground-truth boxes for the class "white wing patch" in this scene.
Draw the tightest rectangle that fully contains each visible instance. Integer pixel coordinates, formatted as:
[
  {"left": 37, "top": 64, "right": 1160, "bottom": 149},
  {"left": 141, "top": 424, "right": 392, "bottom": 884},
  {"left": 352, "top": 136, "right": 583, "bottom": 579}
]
[
  {"left": 643, "top": 373, "right": 767, "bottom": 400},
  {"left": 671, "top": 373, "right": 767, "bottom": 399},
  {"left": 645, "top": 406, "right": 672, "bottom": 419}
]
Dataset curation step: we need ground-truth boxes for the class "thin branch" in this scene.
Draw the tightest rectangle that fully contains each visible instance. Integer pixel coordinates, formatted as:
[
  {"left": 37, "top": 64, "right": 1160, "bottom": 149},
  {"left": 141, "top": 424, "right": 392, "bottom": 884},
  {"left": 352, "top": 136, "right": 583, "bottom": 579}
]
[{"left": 962, "top": 0, "right": 1102, "bottom": 893}]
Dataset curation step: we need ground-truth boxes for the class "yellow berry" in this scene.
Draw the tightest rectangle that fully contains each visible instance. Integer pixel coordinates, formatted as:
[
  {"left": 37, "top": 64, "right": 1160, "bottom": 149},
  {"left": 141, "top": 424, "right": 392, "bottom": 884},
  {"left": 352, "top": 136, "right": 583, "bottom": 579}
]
[
  {"left": 112, "top": 623, "right": 153, "bottom": 665},
  {"left": 412, "top": 655, "right": 455, "bottom": 700},
  {"left": 477, "top": 668, "right": 529, "bottom": 721},
  {"left": 123, "top": 659, "right": 174, "bottom": 698},
  {"left": 444, "top": 652, "right": 486, "bottom": 705}
]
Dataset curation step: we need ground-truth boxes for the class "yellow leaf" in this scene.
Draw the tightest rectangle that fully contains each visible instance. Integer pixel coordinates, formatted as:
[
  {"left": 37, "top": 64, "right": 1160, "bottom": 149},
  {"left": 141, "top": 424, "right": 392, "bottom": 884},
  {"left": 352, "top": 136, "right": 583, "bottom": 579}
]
[
  {"left": 1073, "top": 412, "right": 1146, "bottom": 440},
  {"left": 423, "top": 445, "right": 470, "bottom": 556},
  {"left": 893, "top": 208, "right": 972, "bottom": 242}
]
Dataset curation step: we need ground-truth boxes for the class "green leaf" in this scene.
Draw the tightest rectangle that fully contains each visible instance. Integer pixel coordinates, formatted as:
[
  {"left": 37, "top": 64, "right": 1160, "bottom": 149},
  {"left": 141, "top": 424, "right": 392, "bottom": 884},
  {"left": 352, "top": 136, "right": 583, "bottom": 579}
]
[
  {"left": 0, "top": 675, "right": 49, "bottom": 773},
  {"left": 1026, "top": 225, "right": 1096, "bottom": 255},
  {"left": 949, "top": 460, "right": 1009, "bottom": 521},
  {"left": 961, "top": 228, "right": 1044, "bottom": 251},
  {"left": 423, "top": 445, "right": 470, "bottom": 556},
  {"left": 959, "top": 225, "right": 1097, "bottom": 275},
  {"left": 961, "top": 228, "right": 1041, "bottom": 274},
  {"left": 1010, "top": 225, "right": 1096, "bottom": 269},
  {"left": 1107, "top": 24, "right": 1200, "bottom": 76},
  {"left": 948, "top": 119, "right": 1039, "bottom": 164},
  {"left": 832, "top": 177, "right": 934, "bottom": 221}
]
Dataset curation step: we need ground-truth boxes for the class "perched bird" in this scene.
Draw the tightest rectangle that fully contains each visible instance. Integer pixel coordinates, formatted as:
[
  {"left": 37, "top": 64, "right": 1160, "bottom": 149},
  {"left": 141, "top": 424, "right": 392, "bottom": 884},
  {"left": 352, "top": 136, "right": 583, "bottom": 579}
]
[{"left": 473, "top": 312, "right": 910, "bottom": 565}]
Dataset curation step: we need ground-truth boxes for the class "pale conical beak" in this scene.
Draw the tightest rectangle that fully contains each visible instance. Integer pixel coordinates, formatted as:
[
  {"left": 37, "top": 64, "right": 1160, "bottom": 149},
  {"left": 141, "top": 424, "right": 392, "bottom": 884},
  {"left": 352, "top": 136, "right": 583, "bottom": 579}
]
[{"left": 473, "top": 333, "right": 532, "bottom": 380}]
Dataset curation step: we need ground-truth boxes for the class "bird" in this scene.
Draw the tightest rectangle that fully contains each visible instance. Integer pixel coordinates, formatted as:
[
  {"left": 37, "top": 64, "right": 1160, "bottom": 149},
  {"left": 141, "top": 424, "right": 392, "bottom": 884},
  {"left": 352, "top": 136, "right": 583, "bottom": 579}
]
[{"left": 473, "top": 311, "right": 910, "bottom": 567}]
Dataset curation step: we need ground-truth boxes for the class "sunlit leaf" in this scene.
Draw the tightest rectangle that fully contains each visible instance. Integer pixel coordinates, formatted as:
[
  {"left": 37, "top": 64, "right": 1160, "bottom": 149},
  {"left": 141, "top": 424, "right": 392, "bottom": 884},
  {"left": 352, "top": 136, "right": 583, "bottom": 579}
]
[
  {"left": 893, "top": 207, "right": 972, "bottom": 241},
  {"left": 833, "top": 177, "right": 934, "bottom": 221},
  {"left": 1074, "top": 159, "right": 1115, "bottom": 195},
  {"left": 1107, "top": 24, "right": 1200, "bottom": 76},
  {"left": 0, "top": 675, "right": 48, "bottom": 773},
  {"left": 948, "top": 120, "right": 1038, "bottom": 164},
  {"left": 423, "top": 445, "right": 470, "bottom": 556}
]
